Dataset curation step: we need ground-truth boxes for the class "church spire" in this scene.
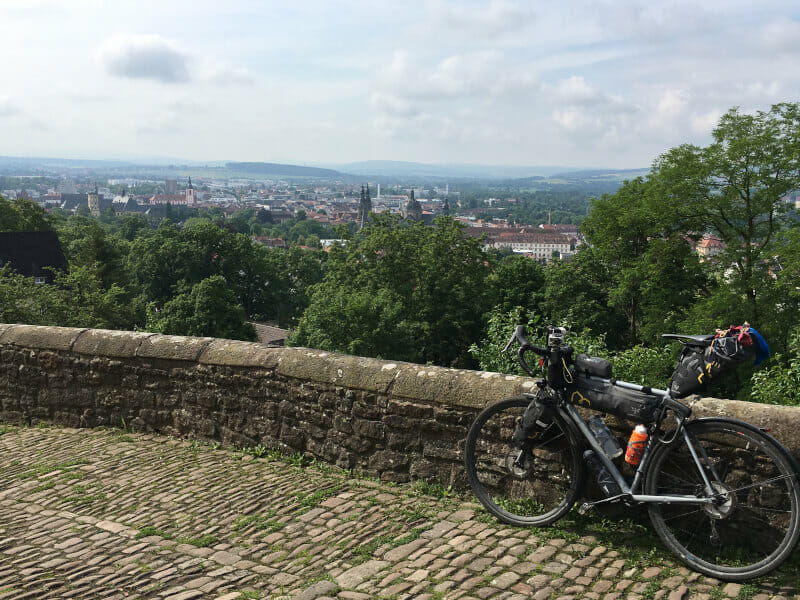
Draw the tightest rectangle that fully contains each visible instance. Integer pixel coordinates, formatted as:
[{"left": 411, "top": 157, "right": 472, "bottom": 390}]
[
  {"left": 358, "top": 183, "right": 372, "bottom": 229},
  {"left": 405, "top": 189, "right": 422, "bottom": 221}
]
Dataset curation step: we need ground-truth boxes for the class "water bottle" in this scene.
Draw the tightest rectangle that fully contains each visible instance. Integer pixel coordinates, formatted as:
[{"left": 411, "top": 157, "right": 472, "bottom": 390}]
[
  {"left": 587, "top": 415, "right": 623, "bottom": 458},
  {"left": 625, "top": 424, "right": 648, "bottom": 465},
  {"left": 583, "top": 450, "right": 622, "bottom": 497}
]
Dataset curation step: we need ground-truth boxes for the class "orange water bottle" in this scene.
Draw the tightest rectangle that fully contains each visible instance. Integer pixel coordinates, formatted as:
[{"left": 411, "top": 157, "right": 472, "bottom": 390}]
[{"left": 625, "top": 424, "right": 648, "bottom": 465}]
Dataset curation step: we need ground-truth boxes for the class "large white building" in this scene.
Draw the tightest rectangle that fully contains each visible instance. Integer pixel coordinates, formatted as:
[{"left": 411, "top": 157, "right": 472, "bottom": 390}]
[{"left": 489, "top": 233, "right": 572, "bottom": 261}]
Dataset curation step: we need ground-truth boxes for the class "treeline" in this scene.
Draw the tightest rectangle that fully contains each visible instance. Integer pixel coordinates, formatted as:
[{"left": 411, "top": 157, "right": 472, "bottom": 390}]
[
  {"left": 0, "top": 197, "right": 327, "bottom": 340},
  {"left": 458, "top": 187, "right": 593, "bottom": 223}
]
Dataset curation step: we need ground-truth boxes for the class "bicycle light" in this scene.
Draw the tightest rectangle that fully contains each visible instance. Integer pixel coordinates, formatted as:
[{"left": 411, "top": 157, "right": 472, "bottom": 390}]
[{"left": 547, "top": 326, "right": 567, "bottom": 346}]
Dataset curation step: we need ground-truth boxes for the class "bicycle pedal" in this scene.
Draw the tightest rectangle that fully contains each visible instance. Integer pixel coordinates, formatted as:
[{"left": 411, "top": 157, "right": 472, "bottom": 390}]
[{"left": 578, "top": 502, "right": 593, "bottom": 515}]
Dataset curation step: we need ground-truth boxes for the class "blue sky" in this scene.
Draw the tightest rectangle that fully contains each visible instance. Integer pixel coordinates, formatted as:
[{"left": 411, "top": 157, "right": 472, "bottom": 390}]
[{"left": 2, "top": 0, "right": 799, "bottom": 169}]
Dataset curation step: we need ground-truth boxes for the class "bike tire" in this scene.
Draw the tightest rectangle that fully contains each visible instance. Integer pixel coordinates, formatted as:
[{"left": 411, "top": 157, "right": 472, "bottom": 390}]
[
  {"left": 464, "top": 396, "right": 585, "bottom": 527},
  {"left": 646, "top": 418, "right": 800, "bottom": 580}
]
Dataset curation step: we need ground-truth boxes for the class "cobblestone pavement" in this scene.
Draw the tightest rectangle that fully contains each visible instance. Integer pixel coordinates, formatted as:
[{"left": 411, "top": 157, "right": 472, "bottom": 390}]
[{"left": 1, "top": 426, "right": 798, "bottom": 600}]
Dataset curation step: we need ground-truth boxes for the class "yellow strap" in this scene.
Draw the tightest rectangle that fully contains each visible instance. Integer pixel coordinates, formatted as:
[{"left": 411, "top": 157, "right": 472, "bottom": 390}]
[{"left": 561, "top": 357, "right": 573, "bottom": 384}]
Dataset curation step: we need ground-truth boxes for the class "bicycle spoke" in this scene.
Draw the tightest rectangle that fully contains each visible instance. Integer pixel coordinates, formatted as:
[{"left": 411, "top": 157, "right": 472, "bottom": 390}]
[
  {"left": 647, "top": 420, "right": 800, "bottom": 580},
  {"left": 465, "top": 397, "right": 585, "bottom": 527}
]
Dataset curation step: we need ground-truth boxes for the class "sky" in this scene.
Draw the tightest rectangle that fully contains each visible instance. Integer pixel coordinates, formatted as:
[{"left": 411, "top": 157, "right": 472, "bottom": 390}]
[{"left": 1, "top": 0, "right": 800, "bottom": 169}]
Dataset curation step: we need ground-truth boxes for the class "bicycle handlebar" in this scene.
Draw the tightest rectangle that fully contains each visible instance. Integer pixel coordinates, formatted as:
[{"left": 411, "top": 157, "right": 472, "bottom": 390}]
[{"left": 502, "top": 324, "right": 548, "bottom": 355}]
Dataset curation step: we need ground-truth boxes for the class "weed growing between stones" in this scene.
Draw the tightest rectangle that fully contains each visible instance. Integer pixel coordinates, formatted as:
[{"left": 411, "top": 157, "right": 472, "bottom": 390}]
[
  {"left": 293, "top": 484, "right": 343, "bottom": 508},
  {"left": 233, "top": 512, "right": 286, "bottom": 535},
  {"left": 411, "top": 480, "right": 454, "bottom": 499},
  {"left": 135, "top": 526, "right": 174, "bottom": 540},
  {"left": 179, "top": 534, "right": 220, "bottom": 547},
  {"left": 15, "top": 458, "right": 91, "bottom": 479},
  {"left": 32, "top": 481, "right": 56, "bottom": 492}
]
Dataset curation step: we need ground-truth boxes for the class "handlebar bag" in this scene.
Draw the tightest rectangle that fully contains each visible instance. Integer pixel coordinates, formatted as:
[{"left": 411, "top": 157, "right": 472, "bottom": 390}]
[{"left": 569, "top": 374, "right": 659, "bottom": 423}]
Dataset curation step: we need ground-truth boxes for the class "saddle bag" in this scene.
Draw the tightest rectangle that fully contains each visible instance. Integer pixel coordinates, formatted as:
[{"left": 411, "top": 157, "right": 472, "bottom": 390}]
[
  {"left": 669, "top": 325, "right": 762, "bottom": 398},
  {"left": 569, "top": 374, "right": 660, "bottom": 423}
]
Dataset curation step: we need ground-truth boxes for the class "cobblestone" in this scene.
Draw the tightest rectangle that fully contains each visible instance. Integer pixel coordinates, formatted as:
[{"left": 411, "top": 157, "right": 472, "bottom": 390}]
[{"left": 0, "top": 426, "right": 797, "bottom": 599}]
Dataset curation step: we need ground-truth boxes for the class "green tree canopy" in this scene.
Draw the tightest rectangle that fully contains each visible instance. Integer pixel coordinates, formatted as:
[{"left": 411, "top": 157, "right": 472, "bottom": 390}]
[
  {"left": 0, "top": 196, "right": 54, "bottom": 232},
  {"left": 146, "top": 275, "right": 256, "bottom": 341},
  {"left": 650, "top": 103, "right": 800, "bottom": 328},
  {"left": 291, "top": 215, "right": 490, "bottom": 366}
]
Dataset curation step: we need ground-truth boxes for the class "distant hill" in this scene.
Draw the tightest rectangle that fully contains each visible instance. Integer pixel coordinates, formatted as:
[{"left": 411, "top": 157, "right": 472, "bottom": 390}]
[
  {"left": 335, "top": 160, "right": 581, "bottom": 179},
  {"left": 547, "top": 168, "right": 649, "bottom": 181},
  {"left": 226, "top": 162, "right": 341, "bottom": 178}
]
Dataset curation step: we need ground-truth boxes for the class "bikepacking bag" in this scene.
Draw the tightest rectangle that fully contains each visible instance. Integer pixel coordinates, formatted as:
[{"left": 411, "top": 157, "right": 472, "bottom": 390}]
[
  {"left": 574, "top": 353, "right": 613, "bottom": 378},
  {"left": 569, "top": 374, "right": 660, "bottom": 423},
  {"left": 512, "top": 393, "right": 557, "bottom": 448},
  {"left": 669, "top": 324, "right": 770, "bottom": 398}
]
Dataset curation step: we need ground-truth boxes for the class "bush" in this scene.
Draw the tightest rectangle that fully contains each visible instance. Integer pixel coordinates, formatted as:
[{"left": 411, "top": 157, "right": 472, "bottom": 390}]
[{"left": 750, "top": 329, "right": 800, "bottom": 405}]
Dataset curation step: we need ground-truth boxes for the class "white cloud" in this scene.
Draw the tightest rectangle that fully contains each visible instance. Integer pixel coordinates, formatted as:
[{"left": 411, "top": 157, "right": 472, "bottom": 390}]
[
  {"left": 549, "top": 76, "right": 600, "bottom": 105},
  {"left": 754, "top": 17, "right": 800, "bottom": 53},
  {"left": 431, "top": 0, "right": 536, "bottom": 37},
  {"left": 690, "top": 110, "right": 723, "bottom": 135},
  {"left": 370, "top": 93, "right": 420, "bottom": 118},
  {"left": 200, "top": 61, "right": 256, "bottom": 86},
  {"left": 0, "top": 97, "right": 19, "bottom": 117},
  {"left": 96, "top": 34, "right": 192, "bottom": 84}
]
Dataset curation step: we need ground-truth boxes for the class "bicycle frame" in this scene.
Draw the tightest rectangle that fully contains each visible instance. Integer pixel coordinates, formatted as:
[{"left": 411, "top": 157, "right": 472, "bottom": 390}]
[
  {"left": 506, "top": 324, "right": 724, "bottom": 508},
  {"left": 557, "top": 386, "right": 719, "bottom": 508}
]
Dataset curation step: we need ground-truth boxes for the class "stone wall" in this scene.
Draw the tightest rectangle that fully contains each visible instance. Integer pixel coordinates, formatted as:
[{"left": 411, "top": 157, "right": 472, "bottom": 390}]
[{"left": 2, "top": 324, "right": 800, "bottom": 490}]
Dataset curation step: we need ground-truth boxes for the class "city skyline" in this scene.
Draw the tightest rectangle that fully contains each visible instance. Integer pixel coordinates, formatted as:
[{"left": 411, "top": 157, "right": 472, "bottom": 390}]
[{"left": 2, "top": 0, "right": 800, "bottom": 169}]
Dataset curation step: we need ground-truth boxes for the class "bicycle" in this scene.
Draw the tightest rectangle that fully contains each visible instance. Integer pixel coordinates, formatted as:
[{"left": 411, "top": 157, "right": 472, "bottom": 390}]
[{"left": 464, "top": 325, "right": 800, "bottom": 581}]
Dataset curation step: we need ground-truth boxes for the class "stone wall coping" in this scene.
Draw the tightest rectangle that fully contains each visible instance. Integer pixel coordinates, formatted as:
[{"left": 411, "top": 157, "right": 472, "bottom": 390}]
[
  {"left": 72, "top": 328, "right": 156, "bottom": 358},
  {"left": 0, "top": 324, "right": 87, "bottom": 351}
]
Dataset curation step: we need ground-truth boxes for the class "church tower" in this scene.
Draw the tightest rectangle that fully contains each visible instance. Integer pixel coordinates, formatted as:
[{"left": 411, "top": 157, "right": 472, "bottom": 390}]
[
  {"left": 405, "top": 189, "right": 422, "bottom": 221},
  {"left": 88, "top": 184, "right": 100, "bottom": 217},
  {"left": 185, "top": 177, "right": 197, "bottom": 205},
  {"left": 358, "top": 184, "right": 372, "bottom": 229}
]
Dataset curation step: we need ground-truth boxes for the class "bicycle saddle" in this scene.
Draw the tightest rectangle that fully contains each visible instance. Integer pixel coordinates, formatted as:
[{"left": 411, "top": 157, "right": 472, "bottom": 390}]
[{"left": 661, "top": 333, "right": 714, "bottom": 345}]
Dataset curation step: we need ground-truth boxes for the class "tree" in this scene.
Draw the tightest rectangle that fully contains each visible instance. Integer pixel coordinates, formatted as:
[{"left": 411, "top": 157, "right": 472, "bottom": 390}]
[
  {"left": 0, "top": 265, "right": 134, "bottom": 330},
  {"left": 489, "top": 254, "right": 546, "bottom": 318},
  {"left": 580, "top": 177, "right": 707, "bottom": 347},
  {"left": 650, "top": 103, "right": 800, "bottom": 327},
  {"left": 57, "top": 215, "right": 128, "bottom": 289},
  {"left": 146, "top": 275, "right": 256, "bottom": 341},
  {"left": 542, "top": 248, "right": 627, "bottom": 347},
  {"left": 291, "top": 287, "right": 418, "bottom": 361},
  {"left": 0, "top": 196, "right": 54, "bottom": 232},
  {"left": 291, "top": 215, "right": 490, "bottom": 366}
]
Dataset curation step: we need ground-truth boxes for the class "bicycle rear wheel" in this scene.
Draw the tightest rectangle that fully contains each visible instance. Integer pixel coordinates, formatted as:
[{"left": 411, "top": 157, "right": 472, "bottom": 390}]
[
  {"left": 646, "top": 418, "right": 800, "bottom": 580},
  {"left": 464, "top": 396, "right": 585, "bottom": 527}
]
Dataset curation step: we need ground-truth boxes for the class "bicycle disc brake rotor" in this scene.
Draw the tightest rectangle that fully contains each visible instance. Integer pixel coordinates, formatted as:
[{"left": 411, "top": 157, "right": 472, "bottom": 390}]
[
  {"left": 703, "top": 481, "right": 737, "bottom": 519},
  {"left": 505, "top": 450, "right": 531, "bottom": 477}
]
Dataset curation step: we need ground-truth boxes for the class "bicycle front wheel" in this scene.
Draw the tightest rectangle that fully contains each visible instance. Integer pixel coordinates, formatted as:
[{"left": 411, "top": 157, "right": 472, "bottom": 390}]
[
  {"left": 464, "top": 396, "right": 585, "bottom": 527},
  {"left": 646, "top": 418, "right": 800, "bottom": 580}
]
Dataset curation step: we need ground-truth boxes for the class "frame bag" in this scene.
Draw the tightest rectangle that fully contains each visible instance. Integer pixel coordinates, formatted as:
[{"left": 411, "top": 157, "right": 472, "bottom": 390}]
[{"left": 569, "top": 374, "right": 660, "bottom": 423}]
